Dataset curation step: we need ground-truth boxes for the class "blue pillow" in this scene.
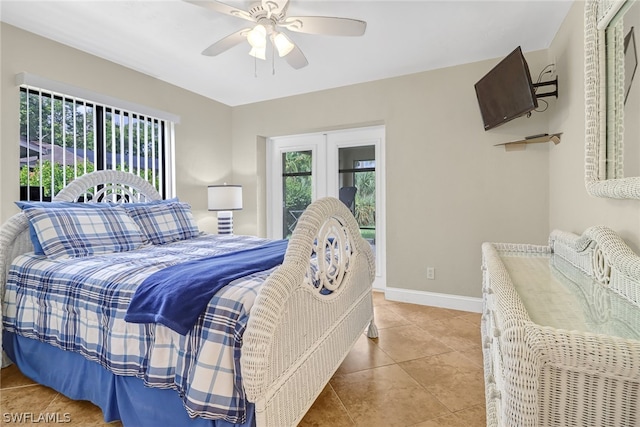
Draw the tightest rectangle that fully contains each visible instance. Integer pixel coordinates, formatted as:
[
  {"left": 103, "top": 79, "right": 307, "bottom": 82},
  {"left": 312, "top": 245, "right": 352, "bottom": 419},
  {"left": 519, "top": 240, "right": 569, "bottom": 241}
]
[
  {"left": 16, "top": 201, "right": 114, "bottom": 255},
  {"left": 20, "top": 204, "right": 145, "bottom": 258},
  {"left": 123, "top": 202, "right": 199, "bottom": 245}
]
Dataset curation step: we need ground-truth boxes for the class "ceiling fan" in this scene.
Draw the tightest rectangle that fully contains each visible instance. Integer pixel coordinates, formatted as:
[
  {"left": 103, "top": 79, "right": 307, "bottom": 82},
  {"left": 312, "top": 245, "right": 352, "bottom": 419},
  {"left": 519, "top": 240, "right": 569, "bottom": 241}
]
[{"left": 183, "top": 0, "right": 367, "bottom": 69}]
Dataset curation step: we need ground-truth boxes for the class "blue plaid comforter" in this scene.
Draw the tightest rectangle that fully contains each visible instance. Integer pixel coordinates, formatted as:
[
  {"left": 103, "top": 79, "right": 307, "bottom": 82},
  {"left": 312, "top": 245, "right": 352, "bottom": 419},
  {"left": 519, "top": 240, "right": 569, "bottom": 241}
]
[{"left": 2, "top": 234, "right": 278, "bottom": 423}]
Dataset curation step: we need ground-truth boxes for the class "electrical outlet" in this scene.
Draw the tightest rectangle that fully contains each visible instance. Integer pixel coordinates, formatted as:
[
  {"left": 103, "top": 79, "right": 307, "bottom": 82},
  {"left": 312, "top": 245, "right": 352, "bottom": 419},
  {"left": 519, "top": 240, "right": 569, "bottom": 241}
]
[{"left": 427, "top": 267, "right": 435, "bottom": 280}]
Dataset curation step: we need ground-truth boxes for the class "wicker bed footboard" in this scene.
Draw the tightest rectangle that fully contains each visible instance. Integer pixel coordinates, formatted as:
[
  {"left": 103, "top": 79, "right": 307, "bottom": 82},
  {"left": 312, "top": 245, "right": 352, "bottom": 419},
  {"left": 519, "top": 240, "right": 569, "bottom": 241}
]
[{"left": 242, "top": 197, "right": 377, "bottom": 426}]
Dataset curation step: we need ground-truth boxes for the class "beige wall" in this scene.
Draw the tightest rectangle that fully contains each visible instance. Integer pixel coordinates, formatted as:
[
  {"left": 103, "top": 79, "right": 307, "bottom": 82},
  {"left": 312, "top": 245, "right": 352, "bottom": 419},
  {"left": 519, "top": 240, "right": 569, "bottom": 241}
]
[
  {"left": 548, "top": 1, "right": 640, "bottom": 254},
  {"left": 5, "top": 5, "right": 621, "bottom": 301},
  {"left": 0, "top": 23, "right": 232, "bottom": 232},
  {"left": 232, "top": 50, "right": 553, "bottom": 298}
]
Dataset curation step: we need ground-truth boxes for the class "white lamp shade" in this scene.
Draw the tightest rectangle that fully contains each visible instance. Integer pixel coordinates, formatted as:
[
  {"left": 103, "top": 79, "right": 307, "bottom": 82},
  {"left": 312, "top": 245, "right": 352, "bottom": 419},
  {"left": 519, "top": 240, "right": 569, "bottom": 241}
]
[
  {"left": 247, "top": 25, "right": 267, "bottom": 48},
  {"left": 273, "top": 32, "right": 295, "bottom": 57},
  {"left": 248, "top": 46, "right": 266, "bottom": 60},
  {"left": 208, "top": 185, "right": 243, "bottom": 211}
]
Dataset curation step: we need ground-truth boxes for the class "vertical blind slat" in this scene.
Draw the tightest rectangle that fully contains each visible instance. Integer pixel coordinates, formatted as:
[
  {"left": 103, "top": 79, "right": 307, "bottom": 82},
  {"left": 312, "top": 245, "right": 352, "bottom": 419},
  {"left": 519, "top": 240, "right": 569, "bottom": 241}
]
[
  {"left": 49, "top": 94, "right": 55, "bottom": 199},
  {"left": 110, "top": 109, "right": 116, "bottom": 172},
  {"left": 72, "top": 99, "right": 77, "bottom": 181},
  {"left": 128, "top": 113, "right": 134, "bottom": 179},
  {"left": 62, "top": 97, "right": 67, "bottom": 188},
  {"left": 83, "top": 100, "right": 88, "bottom": 175},
  {"left": 152, "top": 119, "right": 155, "bottom": 187},
  {"left": 24, "top": 89, "right": 31, "bottom": 199},
  {"left": 18, "top": 87, "right": 169, "bottom": 200},
  {"left": 144, "top": 119, "right": 149, "bottom": 184},
  {"left": 38, "top": 91, "right": 43, "bottom": 200},
  {"left": 158, "top": 122, "right": 164, "bottom": 198},
  {"left": 135, "top": 117, "right": 141, "bottom": 177},
  {"left": 119, "top": 111, "right": 125, "bottom": 173}
]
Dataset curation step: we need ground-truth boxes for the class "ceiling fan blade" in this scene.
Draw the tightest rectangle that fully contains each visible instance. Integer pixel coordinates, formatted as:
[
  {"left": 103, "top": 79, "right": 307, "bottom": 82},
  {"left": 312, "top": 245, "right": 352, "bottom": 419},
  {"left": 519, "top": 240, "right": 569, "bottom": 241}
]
[
  {"left": 201, "top": 28, "right": 251, "bottom": 56},
  {"left": 182, "top": 0, "right": 254, "bottom": 22},
  {"left": 279, "top": 16, "right": 366, "bottom": 36},
  {"left": 283, "top": 43, "right": 308, "bottom": 69}
]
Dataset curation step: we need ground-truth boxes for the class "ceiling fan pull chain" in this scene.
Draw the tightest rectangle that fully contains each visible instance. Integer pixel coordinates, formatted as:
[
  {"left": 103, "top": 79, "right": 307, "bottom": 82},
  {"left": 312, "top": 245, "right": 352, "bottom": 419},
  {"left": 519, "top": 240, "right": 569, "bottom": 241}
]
[
  {"left": 272, "top": 43, "right": 276, "bottom": 75},
  {"left": 254, "top": 55, "right": 258, "bottom": 78}
]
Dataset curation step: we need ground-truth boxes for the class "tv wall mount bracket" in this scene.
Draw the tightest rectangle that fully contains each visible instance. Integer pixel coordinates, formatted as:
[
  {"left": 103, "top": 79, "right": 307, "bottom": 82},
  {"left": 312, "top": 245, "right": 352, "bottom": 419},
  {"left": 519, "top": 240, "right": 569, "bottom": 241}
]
[{"left": 533, "top": 77, "right": 558, "bottom": 99}]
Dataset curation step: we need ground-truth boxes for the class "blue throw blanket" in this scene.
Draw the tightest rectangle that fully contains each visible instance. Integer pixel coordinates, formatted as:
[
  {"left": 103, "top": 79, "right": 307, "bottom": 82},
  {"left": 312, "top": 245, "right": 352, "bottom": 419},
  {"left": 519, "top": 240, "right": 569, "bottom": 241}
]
[{"left": 125, "top": 239, "right": 288, "bottom": 334}]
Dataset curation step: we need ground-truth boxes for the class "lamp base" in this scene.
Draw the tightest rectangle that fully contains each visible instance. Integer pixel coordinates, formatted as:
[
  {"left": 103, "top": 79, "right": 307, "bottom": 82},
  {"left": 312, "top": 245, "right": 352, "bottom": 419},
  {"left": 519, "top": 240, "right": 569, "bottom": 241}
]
[{"left": 217, "top": 211, "right": 234, "bottom": 235}]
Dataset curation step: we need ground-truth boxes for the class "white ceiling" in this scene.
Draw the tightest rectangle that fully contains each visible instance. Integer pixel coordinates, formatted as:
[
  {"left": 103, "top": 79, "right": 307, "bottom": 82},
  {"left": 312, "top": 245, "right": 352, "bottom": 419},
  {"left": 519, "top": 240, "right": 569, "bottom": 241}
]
[{"left": 0, "top": 0, "right": 573, "bottom": 107}]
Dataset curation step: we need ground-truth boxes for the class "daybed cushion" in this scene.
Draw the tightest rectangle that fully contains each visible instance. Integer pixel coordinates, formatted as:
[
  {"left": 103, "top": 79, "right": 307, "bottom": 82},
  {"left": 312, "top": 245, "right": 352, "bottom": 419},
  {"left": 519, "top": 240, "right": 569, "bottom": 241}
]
[
  {"left": 17, "top": 202, "right": 145, "bottom": 258},
  {"left": 123, "top": 201, "right": 199, "bottom": 245}
]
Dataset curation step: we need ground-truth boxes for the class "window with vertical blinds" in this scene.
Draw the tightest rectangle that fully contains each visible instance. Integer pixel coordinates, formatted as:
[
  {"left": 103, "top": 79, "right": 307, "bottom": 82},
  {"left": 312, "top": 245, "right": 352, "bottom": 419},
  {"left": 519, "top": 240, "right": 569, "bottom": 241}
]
[{"left": 19, "top": 86, "right": 172, "bottom": 201}]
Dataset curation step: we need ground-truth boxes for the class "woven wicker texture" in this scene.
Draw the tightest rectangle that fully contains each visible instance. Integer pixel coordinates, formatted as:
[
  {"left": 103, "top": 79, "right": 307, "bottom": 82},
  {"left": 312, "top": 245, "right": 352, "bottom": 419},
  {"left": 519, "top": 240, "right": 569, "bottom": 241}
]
[
  {"left": 482, "top": 227, "right": 640, "bottom": 427},
  {"left": 584, "top": 0, "right": 640, "bottom": 198},
  {"left": 54, "top": 169, "right": 162, "bottom": 202},
  {"left": 241, "top": 196, "right": 376, "bottom": 426},
  {"left": 0, "top": 171, "right": 377, "bottom": 426}
]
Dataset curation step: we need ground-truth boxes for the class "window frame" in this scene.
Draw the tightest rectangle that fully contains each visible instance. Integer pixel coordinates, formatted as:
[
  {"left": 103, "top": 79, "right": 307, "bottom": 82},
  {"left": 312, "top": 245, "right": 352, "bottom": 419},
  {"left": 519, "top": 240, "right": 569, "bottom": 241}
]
[{"left": 18, "top": 76, "right": 177, "bottom": 201}]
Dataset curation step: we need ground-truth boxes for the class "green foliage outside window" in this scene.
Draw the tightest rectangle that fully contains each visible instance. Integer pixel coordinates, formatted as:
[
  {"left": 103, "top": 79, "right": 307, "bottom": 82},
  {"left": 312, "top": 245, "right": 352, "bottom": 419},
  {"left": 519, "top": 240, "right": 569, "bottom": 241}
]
[
  {"left": 20, "top": 92, "right": 160, "bottom": 158},
  {"left": 19, "top": 161, "right": 159, "bottom": 198},
  {"left": 281, "top": 151, "right": 377, "bottom": 235},
  {"left": 20, "top": 88, "right": 164, "bottom": 200},
  {"left": 354, "top": 170, "right": 375, "bottom": 227},
  {"left": 19, "top": 161, "right": 94, "bottom": 197},
  {"left": 283, "top": 151, "right": 312, "bottom": 210},
  {"left": 282, "top": 151, "right": 312, "bottom": 237}
]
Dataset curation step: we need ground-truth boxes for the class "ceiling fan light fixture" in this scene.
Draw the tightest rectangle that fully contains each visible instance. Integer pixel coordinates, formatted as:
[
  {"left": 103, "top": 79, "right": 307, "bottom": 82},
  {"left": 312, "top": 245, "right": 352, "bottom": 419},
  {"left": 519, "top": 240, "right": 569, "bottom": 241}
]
[
  {"left": 249, "top": 46, "right": 267, "bottom": 60},
  {"left": 186, "top": 0, "right": 367, "bottom": 71},
  {"left": 273, "top": 32, "right": 294, "bottom": 57},
  {"left": 247, "top": 24, "right": 267, "bottom": 48}
]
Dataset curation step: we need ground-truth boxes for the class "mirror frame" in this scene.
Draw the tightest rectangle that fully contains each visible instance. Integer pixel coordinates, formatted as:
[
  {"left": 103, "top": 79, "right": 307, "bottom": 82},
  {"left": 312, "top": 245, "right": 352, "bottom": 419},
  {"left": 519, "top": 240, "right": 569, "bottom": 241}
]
[{"left": 585, "top": 0, "right": 640, "bottom": 198}]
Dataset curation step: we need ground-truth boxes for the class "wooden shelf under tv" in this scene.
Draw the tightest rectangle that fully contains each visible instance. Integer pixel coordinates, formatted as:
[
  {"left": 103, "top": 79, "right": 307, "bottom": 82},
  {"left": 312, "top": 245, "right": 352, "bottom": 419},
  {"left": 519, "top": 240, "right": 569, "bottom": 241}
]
[{"left": 494, "top": 133, "right": 562, "bottom": 151}]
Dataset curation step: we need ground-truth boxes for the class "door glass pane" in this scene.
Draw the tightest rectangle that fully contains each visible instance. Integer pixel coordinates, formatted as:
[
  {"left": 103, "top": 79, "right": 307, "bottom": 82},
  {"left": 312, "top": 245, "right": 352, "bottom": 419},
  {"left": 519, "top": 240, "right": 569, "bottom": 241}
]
[
  {"left": 338, "top": 146, "right": 376, "bottom": 245},
  {"left": 282, "top": 150, "right": 312, "bottom": 238}
]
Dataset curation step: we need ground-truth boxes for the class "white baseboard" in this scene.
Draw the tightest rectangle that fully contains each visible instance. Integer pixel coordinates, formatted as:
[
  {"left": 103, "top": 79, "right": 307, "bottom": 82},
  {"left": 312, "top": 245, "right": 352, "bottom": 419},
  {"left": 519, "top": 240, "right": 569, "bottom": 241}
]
[{"left": 381, "top": 286, "right": 483, "bottom": 313}]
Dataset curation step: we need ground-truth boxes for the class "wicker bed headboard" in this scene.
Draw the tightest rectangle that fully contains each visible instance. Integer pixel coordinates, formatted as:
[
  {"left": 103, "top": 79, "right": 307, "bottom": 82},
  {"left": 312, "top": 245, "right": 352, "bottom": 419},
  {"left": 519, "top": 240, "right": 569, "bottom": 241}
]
[
  {"left": 53, "top": 170, "right": 162, "bottom": 203},
  {"left": 0, "top": 171, "right": 162, "bottom": 314}
]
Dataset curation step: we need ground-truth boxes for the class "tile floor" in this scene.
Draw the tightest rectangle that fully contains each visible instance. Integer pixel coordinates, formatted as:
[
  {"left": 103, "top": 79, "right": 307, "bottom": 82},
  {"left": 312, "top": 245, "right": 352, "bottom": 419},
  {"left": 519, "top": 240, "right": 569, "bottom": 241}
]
[{"left": 1, "top": 292, "right": 486, "bottom": 426}]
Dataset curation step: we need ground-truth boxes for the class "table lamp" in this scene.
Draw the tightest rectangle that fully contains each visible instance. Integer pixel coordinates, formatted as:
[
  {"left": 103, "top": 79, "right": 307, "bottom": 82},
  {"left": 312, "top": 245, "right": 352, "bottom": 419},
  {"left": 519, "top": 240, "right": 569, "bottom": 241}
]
[{"left": 207, "top": 184, "right": 243, "bottom": 234}]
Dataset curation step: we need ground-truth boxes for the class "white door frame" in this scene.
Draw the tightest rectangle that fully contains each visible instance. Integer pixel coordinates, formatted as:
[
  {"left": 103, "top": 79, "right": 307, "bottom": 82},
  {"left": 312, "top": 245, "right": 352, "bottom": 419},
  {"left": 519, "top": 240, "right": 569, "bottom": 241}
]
[
  {"left": 267, "top": 125, "right": 386, "bottom": 289},
  {"left": 325, "top": 127, "right": 386, "bottom": 289},
  {"left": 266, "top": 133, "right": 326, "bottom": 240}
]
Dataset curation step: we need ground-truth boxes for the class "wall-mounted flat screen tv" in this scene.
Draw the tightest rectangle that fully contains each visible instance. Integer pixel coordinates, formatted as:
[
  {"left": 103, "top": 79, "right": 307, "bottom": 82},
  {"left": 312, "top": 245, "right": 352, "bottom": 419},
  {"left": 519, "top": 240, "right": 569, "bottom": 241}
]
[{"left": 474, "top": 46, "right": 538, "bottom": 131}]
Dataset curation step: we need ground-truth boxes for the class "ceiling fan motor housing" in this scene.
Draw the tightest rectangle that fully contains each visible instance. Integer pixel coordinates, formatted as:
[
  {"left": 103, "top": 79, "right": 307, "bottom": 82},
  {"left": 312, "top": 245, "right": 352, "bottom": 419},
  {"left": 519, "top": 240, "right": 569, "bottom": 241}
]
[{"left": 248, "top": 2, "right": 286, "bottom": 22}]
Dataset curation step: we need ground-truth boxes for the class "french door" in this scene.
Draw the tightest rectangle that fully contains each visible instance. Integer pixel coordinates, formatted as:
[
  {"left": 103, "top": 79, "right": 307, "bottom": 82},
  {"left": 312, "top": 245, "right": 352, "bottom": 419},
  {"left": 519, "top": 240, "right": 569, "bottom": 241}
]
[{"left": 266, "top": 126, "right": 385, "bottom": 289}]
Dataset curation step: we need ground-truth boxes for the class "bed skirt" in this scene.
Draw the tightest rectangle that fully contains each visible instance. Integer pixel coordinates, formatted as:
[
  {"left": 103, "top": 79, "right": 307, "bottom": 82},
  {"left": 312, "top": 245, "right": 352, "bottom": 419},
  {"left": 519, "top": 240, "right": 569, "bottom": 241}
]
[{"left": 2, "top": 332, "right": 255, "bottom": 427}]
